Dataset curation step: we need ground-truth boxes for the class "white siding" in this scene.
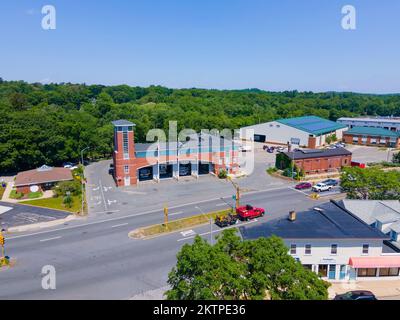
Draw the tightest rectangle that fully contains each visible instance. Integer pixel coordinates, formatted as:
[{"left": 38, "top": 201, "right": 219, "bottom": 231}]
[{"left": 240, "top": 121, "right": 310, "bottom": 146}]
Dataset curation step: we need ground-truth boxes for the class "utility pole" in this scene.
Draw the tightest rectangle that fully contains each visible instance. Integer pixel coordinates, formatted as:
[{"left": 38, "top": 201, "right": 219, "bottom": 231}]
[
  {"left": 164, "top": 205, "right": 169, "bottom": 230},
  {"left": 0, "top": 229, "right": 6, "bottom": 266},
  {"left": 80, "top": 147, "right": 90, "bottom": 215},
  {"left": 228, "top": 177, "right": 240, "bottom": 209}
]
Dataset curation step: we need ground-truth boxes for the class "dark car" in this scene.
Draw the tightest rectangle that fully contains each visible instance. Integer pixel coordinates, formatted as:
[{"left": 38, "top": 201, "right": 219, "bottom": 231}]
[
  {"left": 295, "top": 182, "right": 312, "bottom": 190},
  {"left": 322, "top": 179, "right": 339, "bottom": 186},
  {"left": 334, "top": 291, "right": 377, "bottom": 300}
]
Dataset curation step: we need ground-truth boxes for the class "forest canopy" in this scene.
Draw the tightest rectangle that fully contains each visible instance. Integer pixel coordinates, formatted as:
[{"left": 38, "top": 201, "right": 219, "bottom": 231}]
[{"left": 0, "top": 78, "right": 399, "bottom": 173}]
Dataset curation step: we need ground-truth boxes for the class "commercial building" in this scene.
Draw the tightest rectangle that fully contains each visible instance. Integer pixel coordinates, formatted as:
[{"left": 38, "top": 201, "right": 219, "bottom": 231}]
[
  {"left": 340, "top": 200, "right": 400, "bottom": 252},
  {"left": 343, "top": 127, "right": 400, "bottom": 148},
  {"left": 15, "top": 165, "right": 73, "bottom": 194},
  {"left": 276, "top": 148, "right": 352, "bottom": 175},
  {"left": 112, "top": 120, "right": 239, "bottom": 187},
  {"left": 240, "top": 116, "right": 347, "bottom": 148},
  {"left": 338, "top": 117, "right": 400, "bottom": 132},
  {"left": 240, "top": 200, "right": 400, "bottom": 282}
]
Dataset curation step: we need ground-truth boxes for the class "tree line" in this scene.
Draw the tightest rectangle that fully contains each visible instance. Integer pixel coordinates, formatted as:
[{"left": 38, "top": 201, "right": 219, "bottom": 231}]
[{"left": 0, "top": 78, "right": 399, "bottom": 173}]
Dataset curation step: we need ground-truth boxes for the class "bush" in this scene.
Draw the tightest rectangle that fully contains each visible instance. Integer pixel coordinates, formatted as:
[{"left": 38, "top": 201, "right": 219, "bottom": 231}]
[
  {"left": 54, "top": 180, "right": 82, "bottom": 197},
  {"left": 63, "top": 195, "right": 74, "bottom": 208},
  {"left": 266, "top": 167, "right": 278, "bottom": 174},
  {"left": 218, "top": 169, "right": 228, "bottom": 179},
  {"left": 10, "top": 190, "right": 24, "bottom": 199}
]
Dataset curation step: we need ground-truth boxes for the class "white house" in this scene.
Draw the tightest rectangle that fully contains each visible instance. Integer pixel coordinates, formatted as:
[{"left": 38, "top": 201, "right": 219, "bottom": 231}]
[{"left": 240, "top": 200, "right": 400, "bottom": 282}]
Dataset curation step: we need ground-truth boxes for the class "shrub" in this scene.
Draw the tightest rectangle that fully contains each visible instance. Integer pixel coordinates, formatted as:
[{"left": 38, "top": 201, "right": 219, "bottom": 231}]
[
  {"left": 266, "top": 167, "right": 278, "bottom": 174},
  {"left": 63, "top": 195, "right": 74, "bottom": 208},
  {"left": 10, "top": 190, "right": 24, "bottom": 199},
  {"left": 218, "top": 169, "right": 228, "bottom": 179},
  {"left": 54, "top": 180, "right": 82, "bottom": 197}
]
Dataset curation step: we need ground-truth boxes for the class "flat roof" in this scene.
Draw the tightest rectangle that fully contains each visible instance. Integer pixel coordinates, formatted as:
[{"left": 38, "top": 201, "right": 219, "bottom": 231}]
[
  {"left": 240, "top": 200, "right": 389, "bottom": 240},
  {"left": 338, "top": 117, "right": 400, "bottom": 124},
  {"left": 112, "top": 120, "right": 136, "bottom": 127},
  {"left": 283, "top": 147, "right": 352, "bottom": 160},
  {"left": 345, "top": 126, "right": 400, "bottom": 138},
  {"left": 277, "top": 116, "right": 347, "bottom": 136}
]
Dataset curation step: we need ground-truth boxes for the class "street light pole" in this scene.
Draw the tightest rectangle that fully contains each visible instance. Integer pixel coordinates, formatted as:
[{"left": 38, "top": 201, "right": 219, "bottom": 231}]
[{"left": 80, "top": 146, "right": 90, "bottom": 215}]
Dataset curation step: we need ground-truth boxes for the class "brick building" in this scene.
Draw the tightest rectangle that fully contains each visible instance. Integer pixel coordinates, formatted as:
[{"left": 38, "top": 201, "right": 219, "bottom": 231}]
[
  {"left": 277, "top": 148, "right": 352, "bottom": 175},
  {"left": 15, "top": 165, "right": 73, "bottom": 194},
  {"left": 343, "top": 127, "right": 400, "bottom": 148},
  {"left": 112, "top": 120, "right": 240, "bottom": 187}
]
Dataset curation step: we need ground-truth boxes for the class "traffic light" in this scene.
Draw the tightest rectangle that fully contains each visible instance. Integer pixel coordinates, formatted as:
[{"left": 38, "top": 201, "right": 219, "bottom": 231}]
[{"left": 0, "top": 235, "right": 4, "bottom": 246}]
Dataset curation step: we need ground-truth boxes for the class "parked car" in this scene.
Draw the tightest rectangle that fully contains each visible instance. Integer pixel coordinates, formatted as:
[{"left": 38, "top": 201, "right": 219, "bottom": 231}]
[
  {"left": 334, "top": 291, "right": 377, "bottom": 300},
  {"left": 321, "top": 179, "right": 339, "bottom": 186},
  {"left": 267, "top": 148, "right": 274, "bottom": 153},
  {"left": 312, "top": 183, "right": 332, "bottom": 192},
  {"left": 215, "top": 213, "right": 238, "bottom": 228},
  {"left": 276, "top": 146, "right": 286, "bottom": 152},
  {"left": 295, "top": 182, "right": 312, "bottom": 190},
  {"left": 236, "top": 205, "right": 265, "bottom": 221},
  {"left": 63, "top": 162, "right": 75, "bottom": 168}
]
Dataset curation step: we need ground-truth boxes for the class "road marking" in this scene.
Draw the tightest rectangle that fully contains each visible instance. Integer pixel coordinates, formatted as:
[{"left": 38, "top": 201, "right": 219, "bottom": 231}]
[
  {"left": 98, "top": 180, "right": 108, "bottom": 211},
  {"left": 289, "top": 187, "right": 309, "bottom": 196},
  {"left": 215, "top": 203, "right": 227, "bottom": 207},
  {"left": 40, "top": 236, "right": 62, "bottom": 242},
  {"left": 7, "top": 186, "right": 294, "bottom": 241},
  {"left": 169, "top": 211, "right": 183, "bottom": 216},
  {"left": 181, "top": 230, "right": 196, "bottom": 237},
  {"left": 111, "top": 223, "right": 129, "bottom": 228}
]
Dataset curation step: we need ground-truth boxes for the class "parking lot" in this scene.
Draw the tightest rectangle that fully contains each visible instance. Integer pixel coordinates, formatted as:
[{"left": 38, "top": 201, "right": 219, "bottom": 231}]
[
  {"left": 346, "top": 145, "right": 397, "bottom": 164},
  {"left": 84, "top": 144, "right": 293, "bottom": 218}
]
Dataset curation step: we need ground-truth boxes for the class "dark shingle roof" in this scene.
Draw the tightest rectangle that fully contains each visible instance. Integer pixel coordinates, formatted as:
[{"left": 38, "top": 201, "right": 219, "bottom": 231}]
[
  {"left": 240, "top": 200, "right": 388, "bottom": 240},
  {"left": 283, "top": 147, "right": 352, "bottom": 160}
]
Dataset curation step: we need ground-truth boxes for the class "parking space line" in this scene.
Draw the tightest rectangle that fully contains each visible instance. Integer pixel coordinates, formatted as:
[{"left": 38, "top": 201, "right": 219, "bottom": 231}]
[
  {"left": 289, "top": 187, "right": 309, "bottom": 196},
  {"left": 169, "top": 211, "right": 183, "bottom": 216},
  {"left": 215, "top": 203, "right": 227, "bottom": 207},
  {"left": 40, "top": 236, "right": 62, "bottom": 242}
]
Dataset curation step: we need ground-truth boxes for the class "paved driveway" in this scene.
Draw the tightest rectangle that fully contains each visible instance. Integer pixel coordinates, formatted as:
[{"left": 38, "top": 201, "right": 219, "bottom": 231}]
[
  {"left": 347, "top": 145, "right": 397, "bottom": 164},
  {"left": 0, "top": 202, "right": 69, "bottom": 230}
]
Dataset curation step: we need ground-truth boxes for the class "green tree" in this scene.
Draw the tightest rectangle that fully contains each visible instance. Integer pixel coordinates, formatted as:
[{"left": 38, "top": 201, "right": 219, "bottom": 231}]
[
  {"left": 393, "top": 152, "right": 400, "bottom": 164},
  {"left": 166, "top": 230, "right": 329, "bottom": 300}
]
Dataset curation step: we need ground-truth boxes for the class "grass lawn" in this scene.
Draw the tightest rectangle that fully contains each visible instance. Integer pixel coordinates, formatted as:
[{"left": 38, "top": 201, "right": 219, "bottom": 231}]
[
  {"left": 129, "top": 209, "right": 232, "bottom": 239},
  {"left": 0, "top": 185, "right": 6, "bottom": 200},
  {"left": 22, "top": 195, "right": 82, "bottom": 213}
]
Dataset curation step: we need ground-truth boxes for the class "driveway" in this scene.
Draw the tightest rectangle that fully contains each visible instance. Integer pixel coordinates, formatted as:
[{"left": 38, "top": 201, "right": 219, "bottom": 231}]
[
  {"left": 347, "top": 145, "right": 397, "bottom": 164},
  {"left": 0, "top": 202, "right": 70, "bottom": 230}
]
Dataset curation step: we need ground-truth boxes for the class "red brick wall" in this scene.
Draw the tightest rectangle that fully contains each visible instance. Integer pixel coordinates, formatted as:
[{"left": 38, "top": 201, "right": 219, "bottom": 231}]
[
  {"left": 16, "top": 185, "right": 43, "bottom": 194},
  {"left": 344, "top": 133, "right": 400, "bottom": 148},
  {"left": 294, "top": 155, "right": 352, "bottom": 175}
]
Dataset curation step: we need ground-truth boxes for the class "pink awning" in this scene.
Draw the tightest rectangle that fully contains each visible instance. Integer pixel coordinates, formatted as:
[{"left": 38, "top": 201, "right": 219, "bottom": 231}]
[{"left": 349, "top": 256, "right": 400, "bottom": 268}]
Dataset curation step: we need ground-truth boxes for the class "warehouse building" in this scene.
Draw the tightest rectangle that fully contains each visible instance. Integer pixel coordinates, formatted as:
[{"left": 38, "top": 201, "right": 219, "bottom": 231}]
[
  {"left": 338, "top": 117, "right": 400, "bottom": 132},
  {"left": 112, "top": 120, "right": 239, "bottom": 187},
  {"left": 343, "top": 126, "right": 400, "bottom": 148},
  {"left": 240, "top": 116, "right": 347, "bottom": 148},
  {"left": 276, "top": 148, "right": 352, "bottom": 175},
  {"left": 241, "top": 200, "right": 400, "bottom": 282}
]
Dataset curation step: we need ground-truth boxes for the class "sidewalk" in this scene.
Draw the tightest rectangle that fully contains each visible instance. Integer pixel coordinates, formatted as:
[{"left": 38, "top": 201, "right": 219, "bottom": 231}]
[{"left": 329, "top": 280, "right": 400, "bottom": 299}]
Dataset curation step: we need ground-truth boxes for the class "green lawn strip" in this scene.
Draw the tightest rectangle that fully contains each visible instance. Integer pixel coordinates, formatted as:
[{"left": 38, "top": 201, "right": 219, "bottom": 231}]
[
  {"left": 130, "top": 209, "right": 233, "bottom": 239},
  {"left": 22, "top": 195, "right": 82, "bottom": 214},
  {"left": 27, "top": 191, "right": 43, "bottom": 199}
]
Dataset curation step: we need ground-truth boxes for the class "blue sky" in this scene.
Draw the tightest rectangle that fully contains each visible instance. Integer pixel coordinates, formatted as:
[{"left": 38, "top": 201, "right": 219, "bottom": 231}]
[{"left": 0, "top": 0, "right": 399, "bottom": 93}]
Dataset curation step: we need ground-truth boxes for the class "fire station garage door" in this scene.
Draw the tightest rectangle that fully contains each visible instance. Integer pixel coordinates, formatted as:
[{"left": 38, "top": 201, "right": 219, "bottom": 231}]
[
  {"left": 179, "top": 163, "right": 192, "bottom": 177},
  {"left": 159, "top": 164, "right": 173, "bottom": 179},
  {"left": 138, "top": 166, "right": 153, "bottom": 181},
  {"left": 199, "top": 162, "right": 210, "bottom": 175},
  {"left": 254, "top": 134, "right": 266, "bottom": 143}
]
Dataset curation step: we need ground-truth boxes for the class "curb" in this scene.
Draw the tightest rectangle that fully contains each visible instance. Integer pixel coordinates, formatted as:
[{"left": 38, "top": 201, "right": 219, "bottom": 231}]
[{"left": 7, "top": 215, "right": 77, "bottom": 233}]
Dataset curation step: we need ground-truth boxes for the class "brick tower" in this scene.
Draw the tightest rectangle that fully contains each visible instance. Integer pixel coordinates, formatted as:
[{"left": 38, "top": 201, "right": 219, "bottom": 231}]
[{"left": 112, "top": 120, "right": 136, "bottom": 187}]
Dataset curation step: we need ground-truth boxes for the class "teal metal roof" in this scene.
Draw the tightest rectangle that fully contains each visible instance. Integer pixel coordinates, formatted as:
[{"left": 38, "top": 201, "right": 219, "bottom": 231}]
[
  {"left": 346, "top": 126, "right": 400, "bottom": 138},
  {"left": 277, "top": 116, "right": 347, "bottom": 136}
]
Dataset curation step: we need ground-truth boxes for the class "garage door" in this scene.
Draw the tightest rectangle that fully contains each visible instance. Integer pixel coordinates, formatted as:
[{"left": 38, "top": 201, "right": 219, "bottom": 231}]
[
  {"left": 199, "top": 162, "right": 210, "bottom": 175},
  {"left": 254, "top": 134, "right": 266, "bottom": 143},
  {"left": 159, "top": 164, "right": 173, "bottom": 179},
  {"left": 138, "top": 167, "right": 153, "bottom": 181},
  {"left": 179, "top": 163, "right": 192, "bottom": 177}
]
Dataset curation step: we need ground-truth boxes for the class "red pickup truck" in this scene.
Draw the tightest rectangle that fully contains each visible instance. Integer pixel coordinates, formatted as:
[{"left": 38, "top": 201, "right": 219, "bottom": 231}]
[{"left": 236, "top": 205, "right": 265, "bottom": 221}]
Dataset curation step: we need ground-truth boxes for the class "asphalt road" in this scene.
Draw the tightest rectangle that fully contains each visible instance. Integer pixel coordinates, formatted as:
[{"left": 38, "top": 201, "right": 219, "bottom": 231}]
[{"left": 0, "top": 186, "right": 319, "bottom": 299}]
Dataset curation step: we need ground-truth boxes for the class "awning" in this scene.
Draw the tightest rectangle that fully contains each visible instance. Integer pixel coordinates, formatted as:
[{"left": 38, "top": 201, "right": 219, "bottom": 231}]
[{"left": 349, "top": 256, "right": 400, "bottom": 268}]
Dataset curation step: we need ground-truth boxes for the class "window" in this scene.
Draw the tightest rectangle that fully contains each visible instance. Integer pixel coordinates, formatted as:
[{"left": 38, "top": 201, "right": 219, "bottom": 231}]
[
  {"left": 391, "top": 231, "right": 398, "bottom": 241},
  {"left": 357, "top": 268, "right": 377, "bottom": 277},
  {"left": 379, "top": 268, "right": 399, "bottom": 277},
  {"left": 123, "top": 131, "right": 129, "bottom": 159},
  {"left": 303, "top": 264, "right": 312, "bottom": 270},
  {"left": 124, "top": 165, "right": 129, "bottom": 174},
  {"left": 290, "top": 244, "right": 297, "bottom": 255},
  {"left": 305, "top": 244, "right": 312, "bottom": 255},
  {"left": 318, "top": 265, "right": 328, "bottom": 277},
  {"left": 362, "top": 244, "right": 369, "bottom": 255},
  {"left": 331, "top": 244, "right": 338, "bottom": 255}
]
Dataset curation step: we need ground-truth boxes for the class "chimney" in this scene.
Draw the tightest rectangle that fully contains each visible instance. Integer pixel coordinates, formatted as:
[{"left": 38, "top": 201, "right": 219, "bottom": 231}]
[{"left": 288, "top": 211, "right": 296, "bottom": 222}]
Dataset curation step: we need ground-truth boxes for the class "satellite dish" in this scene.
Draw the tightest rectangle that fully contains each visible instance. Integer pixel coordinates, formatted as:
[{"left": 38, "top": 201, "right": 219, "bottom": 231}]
[{"left": 30, "top": 185, "right": 39, "bottom": 193}]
